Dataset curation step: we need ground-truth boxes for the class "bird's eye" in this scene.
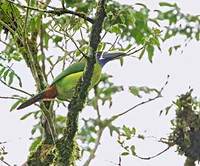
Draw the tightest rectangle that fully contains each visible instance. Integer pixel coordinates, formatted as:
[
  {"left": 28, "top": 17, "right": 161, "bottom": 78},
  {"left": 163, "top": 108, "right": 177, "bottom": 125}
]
[{"left": 96, "top": 52, "right": 102, "bottom": 59}]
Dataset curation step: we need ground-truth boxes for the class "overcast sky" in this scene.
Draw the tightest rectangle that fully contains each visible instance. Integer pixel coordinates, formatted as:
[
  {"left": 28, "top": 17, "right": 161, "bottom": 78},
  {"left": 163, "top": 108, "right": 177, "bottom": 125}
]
[{"left": 0, "top": 0, "right": 200, "bottom": 166}]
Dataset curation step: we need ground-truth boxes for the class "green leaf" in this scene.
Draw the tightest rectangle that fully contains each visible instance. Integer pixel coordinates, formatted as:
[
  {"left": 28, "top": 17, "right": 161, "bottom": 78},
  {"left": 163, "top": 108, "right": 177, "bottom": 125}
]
[
  {"left": 122, "top": 125, "right": 135, "bottom": 140},
  {"left": 54, "top": 36, "right": 63, "bottom": 44},
  {"left": 129, "top": 86, "right": 159, "bottom": 98},
  {"left": 0, "top": 67, "right": 6, "bottom": 76},
  {"left": 3, "top": 69, "right": 9, "bottom": 81},
  {"left": 29, "top": 137, "right": 41, "bottom": 152},
  {"left": 135, "top": 3, "right": 147, "bottom": 8},
  {"left": 15, "top": 74, "right": 22, "bottom": 87},
  {"left": 146, "top": 45, "right": 154, "bottom": 63},
  {"left": 10, "top": 100, "right": 21, "bottom": 112},
  {"left": 121, "top": 152, "right": 129, "bottom": 156},
  {"left": 111, "top": 24, "right": 121, "bottom": 34},
  {"left": 129, "top": 86, "right": 141, "bottom": 98},
  {"left": 108, "top": 125, "right": 120, "bottom": 136},
  {"left": 31, "top": 127, "right": 37, "bottom": 135},
  {"left": 174, "top": 45, "right": 181, "bottom": 50},
  {"left": 119, "top": 57, "right": 124, "bottom": 66},
  {"left": 130, "top": 145, "right": 136, "bottom": 156},
  {"left": 168, "top": 47, "right": 173, "bottom": 56},
  {"left": 20, "top": 112, "right": 35, "bottom": 120},
  {"left": 8, "top": 71, "right": 14, "bottom": 86},
  {"left": 138, "top": 134, "right": 145, "bottom": 139},
  {"left": 44, "top": 32, "right": 50, "bottom": 48},
  {"left": 149, "top": 19, "right": 160, "bottom": 27},
  {"left": 119, "top": 14, "right": 126, "bottom": 24},
  {"left": 165, "top": 104, "right": 173, "bottom": 115},
  {"left": 139, "top": 48, "right": 145, "bottom": 59},
  {"left": 159, "top": 2, "right": 177, "bottom": 7}
]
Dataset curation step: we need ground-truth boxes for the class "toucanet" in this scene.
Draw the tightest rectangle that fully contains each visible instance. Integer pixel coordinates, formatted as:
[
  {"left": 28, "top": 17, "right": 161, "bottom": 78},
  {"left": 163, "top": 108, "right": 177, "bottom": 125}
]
[{"left": 17, "top": 52, "right": 126, "bottom": 110}]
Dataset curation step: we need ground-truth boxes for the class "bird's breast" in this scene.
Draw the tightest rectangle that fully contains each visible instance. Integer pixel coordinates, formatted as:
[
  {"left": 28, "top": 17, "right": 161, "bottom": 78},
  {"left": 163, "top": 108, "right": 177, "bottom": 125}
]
[{"left": 55, "top": 63, "right": 102, "bottom": 101}]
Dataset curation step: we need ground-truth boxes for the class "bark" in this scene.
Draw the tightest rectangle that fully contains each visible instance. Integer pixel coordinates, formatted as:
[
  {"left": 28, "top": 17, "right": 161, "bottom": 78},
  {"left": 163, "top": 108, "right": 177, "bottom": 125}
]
[
  {"left": 55, "top": 0, "right": 107, "bottom": 165},
  {"left": 184, "top": 157, "right": 195, "bottom": 166}
]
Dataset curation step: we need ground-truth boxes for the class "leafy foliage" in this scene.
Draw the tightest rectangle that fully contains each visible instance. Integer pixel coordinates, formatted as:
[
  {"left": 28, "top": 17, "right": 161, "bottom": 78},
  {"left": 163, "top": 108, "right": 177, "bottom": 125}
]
[
  {"left": 105, "top": 1, "right": 161, "bottom": 62},
  {"left": 169, "top": 90, "right": 200, "bottom": 161},
  {"left": 0, "top": 65, "right": 21, "bottom": 86},
  {"left": 0, "top": 146, "right": 8, "bottom": 162},
  {"left": 129, "top": 85, "right": 160, "bottom": 98},
  {"left": 156, "top": 2, "right": 200, "bottom": 41},
  {"left": 0, "top": 0, "right": 200, "bottom": 165},
  {"left": 78, "top": 118, "right": 99, "bottom": 155},
  {"left": 88, "top": 73, "right": 123, "bottom": 108},
  {"left": 117, "top": 125, "right": 136, "bottom": 156}
]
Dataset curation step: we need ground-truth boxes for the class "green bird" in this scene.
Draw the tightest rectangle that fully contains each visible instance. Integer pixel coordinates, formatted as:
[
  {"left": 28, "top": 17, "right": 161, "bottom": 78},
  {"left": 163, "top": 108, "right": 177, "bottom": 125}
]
[{"left": 17, "top": 52, "right": 126, "bottom": 110}]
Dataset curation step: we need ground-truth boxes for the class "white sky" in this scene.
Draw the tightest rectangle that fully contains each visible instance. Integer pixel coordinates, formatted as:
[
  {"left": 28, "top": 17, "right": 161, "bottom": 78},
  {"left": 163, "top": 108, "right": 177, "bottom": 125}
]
[{"left": 0, "top": 0, "right": 200, "bottom": 166}]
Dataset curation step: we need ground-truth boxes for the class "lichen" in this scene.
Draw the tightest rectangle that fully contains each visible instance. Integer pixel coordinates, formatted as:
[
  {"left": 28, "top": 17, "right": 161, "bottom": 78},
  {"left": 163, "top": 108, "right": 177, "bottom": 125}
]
[{"left": 27, "top": 142, "right": 55, "bottom": 166}]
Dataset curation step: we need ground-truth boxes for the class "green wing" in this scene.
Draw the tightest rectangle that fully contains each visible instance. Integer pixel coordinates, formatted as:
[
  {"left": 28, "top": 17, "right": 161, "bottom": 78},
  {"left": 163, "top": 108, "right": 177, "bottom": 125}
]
[{"left": 51, "top": 61, "right": 86, "bottom": 85}]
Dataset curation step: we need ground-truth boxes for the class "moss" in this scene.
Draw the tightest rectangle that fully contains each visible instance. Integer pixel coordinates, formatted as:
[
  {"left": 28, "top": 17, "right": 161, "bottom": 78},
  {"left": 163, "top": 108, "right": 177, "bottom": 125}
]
[
  {"left": 54, "top": 134, "right": 80, "bottom": 165},
  {"left": 27, "top": 142, "right": 55, "bottom": 166},
  {"left": 184, "top": 157, "right": 195, "bottom": 166}
]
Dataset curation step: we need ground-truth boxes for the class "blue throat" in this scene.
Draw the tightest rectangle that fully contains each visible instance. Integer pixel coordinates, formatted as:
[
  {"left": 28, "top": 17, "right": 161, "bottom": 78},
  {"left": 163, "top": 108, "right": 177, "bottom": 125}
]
[{"left": 98, "top": 58, "right": 112, "bottom": 67}]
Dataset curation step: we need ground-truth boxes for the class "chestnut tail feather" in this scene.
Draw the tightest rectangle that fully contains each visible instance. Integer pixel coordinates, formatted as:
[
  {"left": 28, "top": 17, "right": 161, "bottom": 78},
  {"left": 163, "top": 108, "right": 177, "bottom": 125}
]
[{"left": 17, "top": 91, "right": 45, "bottom": 110}]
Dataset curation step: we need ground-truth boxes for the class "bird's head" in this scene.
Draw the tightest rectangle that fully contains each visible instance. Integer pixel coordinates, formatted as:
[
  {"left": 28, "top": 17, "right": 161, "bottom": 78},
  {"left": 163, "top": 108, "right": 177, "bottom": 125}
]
[{"left": 96, "top": 51, "right": 127, "bottom": 67}]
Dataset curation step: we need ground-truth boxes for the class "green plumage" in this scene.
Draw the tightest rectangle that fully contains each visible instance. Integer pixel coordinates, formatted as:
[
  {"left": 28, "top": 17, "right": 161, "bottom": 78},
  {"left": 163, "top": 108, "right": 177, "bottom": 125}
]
[
  {"left": 52, "top": 60, "right": 102, "bottom": 100},
  {"left": 17, "top": 59, "right": 102, "bottom": 110},
  {"left": 51, "top": 61, "right": 85, "bottom": 85},
  {"left": 17, "top": 51, "right": 125, "bottom": 110}
]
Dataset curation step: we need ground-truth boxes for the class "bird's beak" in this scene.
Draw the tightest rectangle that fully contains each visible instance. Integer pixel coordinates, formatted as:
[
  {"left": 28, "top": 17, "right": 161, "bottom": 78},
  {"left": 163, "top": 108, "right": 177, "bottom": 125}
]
[{"left": 102, "top": 51, "right": 127, "bottom": 60}]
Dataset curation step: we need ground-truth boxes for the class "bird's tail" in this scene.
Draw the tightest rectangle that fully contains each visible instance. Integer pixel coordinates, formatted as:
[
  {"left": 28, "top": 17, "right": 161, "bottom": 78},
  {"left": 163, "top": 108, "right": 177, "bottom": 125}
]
[{"left": 17, "top": 91, "right": 45, "bottom": 110}]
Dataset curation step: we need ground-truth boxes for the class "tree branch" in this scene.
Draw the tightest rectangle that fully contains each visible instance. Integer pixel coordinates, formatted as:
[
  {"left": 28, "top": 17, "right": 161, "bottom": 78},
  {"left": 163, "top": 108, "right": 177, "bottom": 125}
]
[
  {"left": 83, "top": 86, "right": 103, "bottom": 166},
  {"left": 83, "top": 127, "right": 104, "bottom": 166},
  {"left": 0, "top": 79, "right": 32, "bottom": 96},
  {"left": 126, "top": 46, "right": 145, "bottom": 56},
  {"left": 184, "top": 157, "right": 196, "bottom": 166},
  {"left": 109, "top": 75, "right": 169, "bottom": 122},
  {"left": 0, "top": 159, "right": 11, "bottom": 166},
  {"left": 111, "top": 94, "right": 161, "bottom": 121},
  {"left": 0, "top": 96, "right": 21, "bottom": 100},
  {"left": 7, "top": 0, "right": 94, "bottom": 24},
  {"left": 55, "top": 0, "right": 107, "bottom": 165},
  {"left": 135, "top": 145, "right": 172, "bottom": 160}
]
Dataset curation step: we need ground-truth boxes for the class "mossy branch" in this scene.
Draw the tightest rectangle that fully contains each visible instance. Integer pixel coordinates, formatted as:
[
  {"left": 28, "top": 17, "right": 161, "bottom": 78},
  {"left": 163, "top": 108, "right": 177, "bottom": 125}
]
[
  {"left": 184, "top": 157, "right": 196, "bottom": 166},
  {"left": 55, "top": 0, "right": 107, "bottom": 165},
  {"left": 0, "top": 1, "right": 57, "bottom": 164}
]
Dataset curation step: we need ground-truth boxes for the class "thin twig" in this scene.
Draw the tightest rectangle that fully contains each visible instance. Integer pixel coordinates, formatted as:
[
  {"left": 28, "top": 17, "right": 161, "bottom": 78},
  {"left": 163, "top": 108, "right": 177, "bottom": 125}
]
[
  {"left": 83, "top": 127, "right": 104, "bottom": 166},
  {"left": 0, "top": 20, "right": 16, "bottom": 35},
  {"left": 46, "top": 56, "right": 63, "bottom": 77},
  {"left": 94, "top": 85, "right": 101, "bottom": 119},
  {"left": 0, "top": 96, "right": 21, "bottom": 100},
  {"left": 108, "top": 36, "right": 119, "bottom": 51},
  {"left": 23, "top": 0, "right": 29, "bottom": 37},
  {"left": 100, "top": 31, "right": 107, "bottom": 41},
  {"left": 0, "top": 8, "right": 24, "bottom": 45},
  {"left": 49, "top": 23, "right": 87, "bottom": 59},
  {"left": 0, "top": 79, "right": 32, "bottom": 96},
  {"left": 118, "top": 156, "right": 122, "bottom": 166},
  {"left": 0, "top": 38, "right": 15, "bottom": 49},
  {"left": 135, "top": 145, "right": 172, "bottom": 160},
  {"left": 110, "top": 75, "right": 169, "bottom": 121},
  {"left": 63, "top": 30, "right": 88, "bottom": 59},
  {"left": 111, "top": 95, "right": 161, "bottom": 121},
  {"left": 40, "top": 16, "right": 47, "bottom": 82},
  {"left": 126, "top": 46, "right": 145, "bottom": 56},
  {"left": 0, "top": 159, "right": 11, "bottom": 166},
  {"left": 126, "top": 46, "right": 136, "bottom": 54},
  {"left": 83, "top": 86, "right": 103, "bottom": 166},
  {"left": 80, "top": 28, "right": 84, "bottom": 42}
]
